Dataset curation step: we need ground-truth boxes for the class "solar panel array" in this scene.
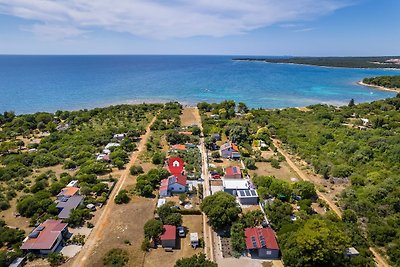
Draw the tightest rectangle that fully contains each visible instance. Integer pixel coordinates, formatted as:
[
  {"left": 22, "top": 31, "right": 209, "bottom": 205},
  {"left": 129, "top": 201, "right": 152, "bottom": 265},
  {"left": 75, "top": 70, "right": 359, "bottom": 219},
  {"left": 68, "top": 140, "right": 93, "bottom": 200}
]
[
  {"left": 29, "top": 231, "right": 40, "bottom": 238},
  {"left": 259, "top": 232, "right": 266, "bottom": 247},
  {"left": 251, "top": 236, "right": 257, "bottom": 248},
  {"left": 238, "top": 190, "right": 258, "bottom": 197}
]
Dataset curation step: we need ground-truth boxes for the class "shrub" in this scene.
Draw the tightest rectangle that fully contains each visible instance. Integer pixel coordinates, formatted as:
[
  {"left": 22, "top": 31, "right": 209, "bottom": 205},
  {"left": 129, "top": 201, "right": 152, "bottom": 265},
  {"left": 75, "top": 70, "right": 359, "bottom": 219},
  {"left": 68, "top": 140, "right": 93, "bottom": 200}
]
[
  {"left": 271, "top": 159, "right": 280, "bottom": 169},
  {"left": 130, "top": 165, "right": 144, "bottom": 175},
  {"left": 115, "top": 190, "right": 130, "bottom": 204},
  {"left": 141, "top": 238, "right": 150, "bottom": 251},
  {"left": 244, "top": 158, "right": 257, "bottom": 170},
  {"left": 102, "top": 248, "right": 129, "bottom": 267},
  {"left": 152, "top": 152, "right": 165, "bottom": 165},
  {"left": 47, "top": 252, "right": 65, "bottom": 267}
]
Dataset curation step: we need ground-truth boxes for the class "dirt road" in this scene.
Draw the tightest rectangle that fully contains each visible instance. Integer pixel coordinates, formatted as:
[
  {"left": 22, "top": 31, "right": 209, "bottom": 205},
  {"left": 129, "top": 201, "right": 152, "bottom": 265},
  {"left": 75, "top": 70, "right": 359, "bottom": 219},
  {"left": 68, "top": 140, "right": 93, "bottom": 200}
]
[
  {"left": 271, "top": 139, "right": 342, "bottom": 218},
  {"left": 71, "top": 116, "right": 157, "bottom": 267},
  {"left": 272, "top": 139, "right": 391, "bottom": 267}
]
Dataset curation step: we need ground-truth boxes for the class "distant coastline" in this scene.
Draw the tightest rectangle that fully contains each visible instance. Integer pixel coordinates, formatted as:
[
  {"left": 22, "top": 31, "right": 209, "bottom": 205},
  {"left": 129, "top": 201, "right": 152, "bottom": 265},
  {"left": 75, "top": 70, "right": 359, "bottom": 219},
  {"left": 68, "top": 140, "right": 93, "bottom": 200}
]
[
  {"left": 233, "top": 56, "right": 400, "bottom": 70},
  {"left": 357, "top": 80, "right": 400, "bottom": 93}
]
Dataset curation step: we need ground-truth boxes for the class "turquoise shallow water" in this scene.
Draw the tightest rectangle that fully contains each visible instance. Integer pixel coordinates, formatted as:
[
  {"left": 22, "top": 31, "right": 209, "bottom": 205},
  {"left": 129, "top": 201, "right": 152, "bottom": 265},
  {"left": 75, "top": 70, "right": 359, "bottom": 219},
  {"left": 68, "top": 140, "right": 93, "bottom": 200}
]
[{"left": 0, "top": 55, "right": 399, "bottom": 114}]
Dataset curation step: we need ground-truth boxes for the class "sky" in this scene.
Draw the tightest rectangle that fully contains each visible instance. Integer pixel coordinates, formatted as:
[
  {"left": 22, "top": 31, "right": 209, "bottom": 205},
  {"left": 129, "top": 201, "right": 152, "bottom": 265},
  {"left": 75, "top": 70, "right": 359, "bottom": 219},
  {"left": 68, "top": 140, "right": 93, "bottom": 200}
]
[{"left": 0, "top": 0, "right": 399, "bottom": 56}]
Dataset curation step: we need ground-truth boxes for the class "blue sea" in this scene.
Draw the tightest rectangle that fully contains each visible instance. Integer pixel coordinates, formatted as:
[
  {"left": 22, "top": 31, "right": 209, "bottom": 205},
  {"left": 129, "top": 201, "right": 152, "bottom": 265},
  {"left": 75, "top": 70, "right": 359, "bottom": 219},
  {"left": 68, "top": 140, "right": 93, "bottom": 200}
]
[{"left": 0, "top": 55, "right": 399, "bottom": 114}]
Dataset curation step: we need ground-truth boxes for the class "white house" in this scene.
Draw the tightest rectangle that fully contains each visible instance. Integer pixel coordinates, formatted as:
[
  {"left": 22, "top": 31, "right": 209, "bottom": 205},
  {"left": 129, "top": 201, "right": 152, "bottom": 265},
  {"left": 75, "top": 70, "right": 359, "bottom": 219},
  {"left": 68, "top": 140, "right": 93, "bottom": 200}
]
[{"left": 223, "top": 179, "right": 251, "bottom": 195}]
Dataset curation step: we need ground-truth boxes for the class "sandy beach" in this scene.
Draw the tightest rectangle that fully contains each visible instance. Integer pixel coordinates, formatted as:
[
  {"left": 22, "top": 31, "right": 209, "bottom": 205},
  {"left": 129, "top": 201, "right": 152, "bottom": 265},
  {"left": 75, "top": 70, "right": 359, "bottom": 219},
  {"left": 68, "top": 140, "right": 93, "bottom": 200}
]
[{"left": 357, "top": 80, "right": 400, "bottom": 93}]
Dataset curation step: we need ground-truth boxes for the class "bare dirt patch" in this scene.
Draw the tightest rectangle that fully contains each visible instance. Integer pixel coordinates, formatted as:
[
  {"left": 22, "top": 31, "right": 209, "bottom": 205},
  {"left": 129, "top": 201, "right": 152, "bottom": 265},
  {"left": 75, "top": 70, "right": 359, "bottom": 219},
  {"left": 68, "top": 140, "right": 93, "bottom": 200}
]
[
  {"left": 249, "top": 161, "right": 299, "bottom": 183},
  {"left": 66, "top": 196, "right": 156, "bottom": 267},
  {"left": 180, "top": 107, "right": 199, "bottom": 127}
]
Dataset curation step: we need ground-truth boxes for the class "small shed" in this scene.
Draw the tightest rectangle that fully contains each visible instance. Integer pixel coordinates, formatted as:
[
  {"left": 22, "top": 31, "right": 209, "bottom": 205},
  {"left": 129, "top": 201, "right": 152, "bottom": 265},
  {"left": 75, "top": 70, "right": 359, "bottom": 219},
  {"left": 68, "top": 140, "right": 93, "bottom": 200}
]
[
  {"left": 9, "top": 257, "right": 26, "bottom": 267},
  {"left": 160, "top": 225, "right": 177, "bottom": 248},
  {"left": 157, "top": 198, "right": 166, "bottom": 208},
  {"left": 345, "top": 247, "right": 360, "bottom": 257}
]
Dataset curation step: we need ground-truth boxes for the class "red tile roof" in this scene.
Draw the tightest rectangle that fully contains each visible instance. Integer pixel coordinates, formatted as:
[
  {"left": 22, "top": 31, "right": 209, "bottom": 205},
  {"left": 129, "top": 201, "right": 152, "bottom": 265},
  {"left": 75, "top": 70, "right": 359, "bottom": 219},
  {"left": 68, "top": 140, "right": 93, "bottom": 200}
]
[
  {"left": 225, "top": 166, "right": 241, "bottom": 177},
  {"left": 160, "top": 225, "right": 176, "bottom": 241},
  {"left": 231, "top": 143, "right": 239, "bottom": 152},
  {"left": 245, "top": 227, "right": 279, "bottom": 250},
  {"left": 21, "top": 220, "right": 67, "bottom": 250},
  {"left": 172, "top": 144, "right": 187, "bottom": 151},
  {"left": 160, "top": 178, "right": 169, "bottom": 192},
  {"left": 178, "top": 131, "right": 192, "bottom": 135},
  {"left": 57, "top": 187, "right": 79, "bottom": 197},
  {"left": 174, "top": 174, "right": 187, "bottom": 186}
]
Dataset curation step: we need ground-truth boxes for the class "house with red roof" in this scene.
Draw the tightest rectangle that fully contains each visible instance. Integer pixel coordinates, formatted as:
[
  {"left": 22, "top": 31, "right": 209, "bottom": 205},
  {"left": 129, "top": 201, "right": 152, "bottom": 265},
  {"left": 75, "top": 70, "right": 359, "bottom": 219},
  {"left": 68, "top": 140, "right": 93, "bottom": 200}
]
[
  {"left": 160, "top": 225, "right": 177, "bottom": 248},
  {"left": 21, "top": 220, "right": 69, "bottom": 255},
  {"left": 171, "top": 144, "right": 187, "bottom": 151},
  {"left": 245, "top": 227, "right": 279, "bottom": 259},
  {"left": 224, "top": 166, "right": 242, "bottom": 179},
  {"left": 159, "top": 174, "right": 187, "bottom": 197},
  {"left": 220, "top": 142, "right": 240, "bottom": 159}
]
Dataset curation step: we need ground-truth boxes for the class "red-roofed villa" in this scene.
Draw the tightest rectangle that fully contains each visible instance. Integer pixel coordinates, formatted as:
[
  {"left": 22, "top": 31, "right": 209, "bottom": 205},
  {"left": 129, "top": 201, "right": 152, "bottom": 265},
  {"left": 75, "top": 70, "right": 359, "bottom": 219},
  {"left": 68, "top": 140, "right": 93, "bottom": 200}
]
[{"left": 245, "top": 227, "right": 280, "bottom": 259}]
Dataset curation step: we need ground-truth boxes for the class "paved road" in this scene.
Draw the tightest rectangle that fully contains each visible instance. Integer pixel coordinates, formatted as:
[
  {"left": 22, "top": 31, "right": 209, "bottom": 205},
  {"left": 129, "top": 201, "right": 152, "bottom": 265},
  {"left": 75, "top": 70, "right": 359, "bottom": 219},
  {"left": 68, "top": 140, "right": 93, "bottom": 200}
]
[
  {"left": 71, "top": 116, "right": 157, "bottom": 267},
  {"left": 272, "top": 139, "right": 391, "bottom": 267},
  {"left": 191, "top": 107, "right": 215, "bottom": 262}
]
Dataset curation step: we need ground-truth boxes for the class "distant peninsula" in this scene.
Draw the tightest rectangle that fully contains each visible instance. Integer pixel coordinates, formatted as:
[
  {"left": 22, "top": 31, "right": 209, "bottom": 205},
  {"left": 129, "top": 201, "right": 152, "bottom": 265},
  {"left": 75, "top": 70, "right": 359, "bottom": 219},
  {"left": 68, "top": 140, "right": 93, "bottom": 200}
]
[
  {"left": 233, "top": 56, "right": 400, "bottom": 69},
  {"left": 359, "top": 75, "right": 400, "bottom": 92}
]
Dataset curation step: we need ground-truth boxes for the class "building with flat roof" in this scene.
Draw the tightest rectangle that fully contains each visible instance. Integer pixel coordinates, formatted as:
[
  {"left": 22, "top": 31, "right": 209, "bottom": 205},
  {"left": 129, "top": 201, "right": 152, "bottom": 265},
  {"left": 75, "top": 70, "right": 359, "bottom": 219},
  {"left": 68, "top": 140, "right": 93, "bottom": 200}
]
[
  {"left": 237, "top": 189, "right": 258, "bottom": 205},
  {"left": 56, "top": 195, "right": 84, "bottom": 219},
  {"left": 223, "top": 179, "right": 250, "bottom": 195}
]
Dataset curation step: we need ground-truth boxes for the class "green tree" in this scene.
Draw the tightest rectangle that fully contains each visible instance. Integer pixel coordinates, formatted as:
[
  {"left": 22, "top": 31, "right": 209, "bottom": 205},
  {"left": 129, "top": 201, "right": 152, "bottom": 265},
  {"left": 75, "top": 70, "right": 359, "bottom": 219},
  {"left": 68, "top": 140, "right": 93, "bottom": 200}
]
[
  {"left": 293, "top": 181, "right": 316, "bottom": 199},
  {"left": 230, "top": 222, "right": 246, "bottom": 256},
  {"left": 281, "top": 219, "right": 351, "bottom": 267},
  {"left": 152, "top": 152, "right": 165, "bottom": 165},
  {"left": 115, "top": 190, "right": 130, "bottom": 204},
  {"left": 200, "top": 192, "right": 241, "bottom": 230},
  {"left": 143, "top": 219, "right": 163, "bottom": 239},
  {"left": 342, "top": 209, "right": 358, "bottom": 224},
  {"left": 174, "top": 253, "right": 217, "bottom": 267},
  {"left": 67, "top": 208, "right": 90, "bottom": 227},
  {"left": 164, "top": 213, "right": 182, "bottom": 226}
]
